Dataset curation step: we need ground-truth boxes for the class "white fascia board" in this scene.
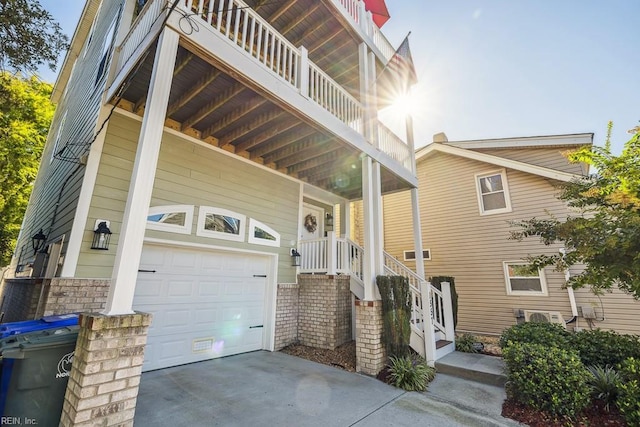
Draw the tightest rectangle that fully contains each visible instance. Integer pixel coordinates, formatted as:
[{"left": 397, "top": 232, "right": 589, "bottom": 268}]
[
  {"left": 417, "top": 143, "right": 581, "bottom": 182},
  {"left": 443, "top": 133, "right": 594, "bottom": 150},
  {"left": 52, "top": 0, "right": 101, "bottom": 103},
  {"left": 303, "top": 183, "right": 348, "bottom": 206},
  {"left": 167, "top": 14, "right": 417, "bottom": 187}
]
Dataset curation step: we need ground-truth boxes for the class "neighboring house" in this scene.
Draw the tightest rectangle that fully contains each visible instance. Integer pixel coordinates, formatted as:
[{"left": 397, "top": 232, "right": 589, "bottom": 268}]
[
  {"left": 0, "top": 0, "right": 452, "bottom": 424},
  {"left": 383, "top": 133, "right": 640, "bottom": 337}
]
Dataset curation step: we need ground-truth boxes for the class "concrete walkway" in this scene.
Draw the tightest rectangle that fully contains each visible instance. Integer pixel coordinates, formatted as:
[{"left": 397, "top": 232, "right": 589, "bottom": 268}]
[{"left": 134, "top": 351, "right": 521, "bottom": 426}]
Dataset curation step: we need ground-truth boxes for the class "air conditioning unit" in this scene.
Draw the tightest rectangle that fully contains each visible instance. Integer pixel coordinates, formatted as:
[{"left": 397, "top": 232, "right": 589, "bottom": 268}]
[{"left": 523, "top": 310, "right": 566, "bottom": 328}]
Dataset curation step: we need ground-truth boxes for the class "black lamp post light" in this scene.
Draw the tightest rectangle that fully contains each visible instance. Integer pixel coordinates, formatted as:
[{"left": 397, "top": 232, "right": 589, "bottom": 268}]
[
  {"left": 31, "top": 229, "right": 48, "bottom": 254},
  {"left": 91, "top": 220, "right": 112, "bottom": 250}
]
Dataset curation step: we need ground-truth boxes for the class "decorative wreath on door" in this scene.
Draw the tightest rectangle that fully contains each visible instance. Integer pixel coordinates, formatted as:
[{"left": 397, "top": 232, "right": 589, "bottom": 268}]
[{"left": 304, "top": 214, "right": 318, "bottom": 233}]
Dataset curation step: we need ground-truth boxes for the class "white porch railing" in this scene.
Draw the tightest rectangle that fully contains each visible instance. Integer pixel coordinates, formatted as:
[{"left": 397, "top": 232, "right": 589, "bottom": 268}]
[
  {"left": 113, "top": 0, "right": 412, "bottom": 174},
  {"left": 299, "top": 233, "right": 363, "bottom": 278}
]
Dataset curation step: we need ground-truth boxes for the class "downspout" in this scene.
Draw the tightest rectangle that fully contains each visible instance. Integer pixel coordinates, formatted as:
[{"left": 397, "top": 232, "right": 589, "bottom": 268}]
[{"left": 560, "top": 248, "right": 578, "bottom": 323}]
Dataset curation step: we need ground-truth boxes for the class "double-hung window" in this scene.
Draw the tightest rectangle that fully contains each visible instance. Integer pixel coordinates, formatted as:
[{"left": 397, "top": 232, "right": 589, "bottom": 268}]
[
  {"left": 475, "top": 170, "right": 512, "bottom": 215},
  {"left": 503, "top": 262, "right": 548, "bottom": 296}
]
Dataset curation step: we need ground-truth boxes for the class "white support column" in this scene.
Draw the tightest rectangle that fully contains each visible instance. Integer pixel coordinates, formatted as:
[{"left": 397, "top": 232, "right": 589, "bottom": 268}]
[
  {"left": 358, "top": 43, "right": 370, "bottom": 142},
  {"left": 327, "top": 231, "right": 337, "bottom": 275},
  {"left": 339, "top": 201, "right": 351, "bottom": 239},
  {"left": 372, "top": 161, "right": 384, "bottom": 277},
  {"left": 368, "top": 51, "right": 379, "bottom": 148},
  {"left": 103, "top": 29, "right": 179, "bottom": 315},
  {"left": 361, "top": 156, "right": 377, "bottom": 300}
]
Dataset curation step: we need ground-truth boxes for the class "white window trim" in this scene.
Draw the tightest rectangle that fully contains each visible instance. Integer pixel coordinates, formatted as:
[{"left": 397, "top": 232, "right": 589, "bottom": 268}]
[
  {"left": 403, "top": 249, "right": 431, "bottom": 261},
  {"left": 475, "top": 169, "right": 512, "bottom": 215},
  {"left": 146, "top": 205, "right": 194, "bottom": 234},
  {"left": 503, "top": 261, "right": 548, "bottom": 296},
  {"left": 248, "top": 219, "right": 280, "bottom": 247},
  {"left": 95, "top": 9, "right": 120, "bottom": 86},
  {"left": 197, "top": 206, "right": 245, "bottom": 242}
]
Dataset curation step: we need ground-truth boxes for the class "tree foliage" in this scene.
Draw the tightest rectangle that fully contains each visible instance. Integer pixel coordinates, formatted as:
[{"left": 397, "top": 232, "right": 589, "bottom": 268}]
[
  {"left": 0, "top": 0, "right": 69, "bottom": 73},
  {"left": 510, "top": 123, "right": 640, "bottom": 298},
  {"left": 0, "top": 72, "right": 54, "bottom": 265}
]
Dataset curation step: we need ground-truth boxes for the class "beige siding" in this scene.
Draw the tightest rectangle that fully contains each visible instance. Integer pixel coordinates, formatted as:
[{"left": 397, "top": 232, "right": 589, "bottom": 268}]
[
  {"left": 76, "top": 113, "right": 300, "bottom": 282},
  {"left": 472, "top": 147, "right": 588, "bottom": 175},
  {"left": 14, "top": 1, "right": 124, "bottom": 269},
  {"left": 573, "top": 287, "right": 640, "bottom": 335},
  {"left": 383, "top": 151, "right": 640, "bottom": 336}
]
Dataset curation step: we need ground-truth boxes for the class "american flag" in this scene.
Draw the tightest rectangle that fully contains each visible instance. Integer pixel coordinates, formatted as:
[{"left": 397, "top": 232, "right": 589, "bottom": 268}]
[{"left": 378, "top": 34, "right": 417, "bottom": 98}]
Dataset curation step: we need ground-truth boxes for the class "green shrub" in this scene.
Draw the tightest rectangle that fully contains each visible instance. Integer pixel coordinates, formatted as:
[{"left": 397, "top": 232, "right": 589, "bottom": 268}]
[
  {"left": 388, "top": 355, "right": 436, "bottom": 391},
  {"left": 503, "top": 342, "right": 590, "bottom": 417},
  {"left": 499, "top": 321, "right": 570, "bottom": 350},
  {"left": 587, "top": 365, "right": 620, "bottom": 412},
  {"left": 455, "top": 333, "right": 478, "bottom": 353},
  {"left": 570, "top": 329, "right": 640, "bottom": 368},
  {"left": 617, "top": 357, "right": 640, "bottom": 426}
]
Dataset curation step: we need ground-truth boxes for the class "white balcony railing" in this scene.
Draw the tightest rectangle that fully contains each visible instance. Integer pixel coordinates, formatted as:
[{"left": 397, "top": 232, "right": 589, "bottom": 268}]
[
  {"left": 378, "top": 122, "right": 414, "bottom": 173},
  {"left": 114, "top": 0, "right": 411, "bottom": 175}
]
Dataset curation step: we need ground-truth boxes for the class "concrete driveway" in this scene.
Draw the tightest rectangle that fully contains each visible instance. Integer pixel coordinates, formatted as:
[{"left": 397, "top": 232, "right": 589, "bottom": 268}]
[{"left": 134, "top": 351, "right": 521, "bottom": 426}]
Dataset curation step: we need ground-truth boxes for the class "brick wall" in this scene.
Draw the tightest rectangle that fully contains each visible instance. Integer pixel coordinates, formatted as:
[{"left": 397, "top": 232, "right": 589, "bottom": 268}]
[
  {"left": 355, "top": 300, "right": 385, "bottom": 375},
  {"left": 298, "top": 275, "right": 351, "bottom": 350},
  {"left": 0, "top": 278, "right": 44, "bottom": 322},
  {"left": 43, "top": 278, "right": 110, "bottom": 316},
  {"left": 274, "top": 283, "right": 300, "bottom": 350},
  {"left": 60, "top": 312, "right": 151, "bottom": 426}
]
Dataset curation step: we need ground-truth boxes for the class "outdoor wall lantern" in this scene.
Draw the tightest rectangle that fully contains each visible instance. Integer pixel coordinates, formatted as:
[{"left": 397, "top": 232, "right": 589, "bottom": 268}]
[
  {"left": 291, "top": 248, "right": 301, "bottom": 267},
  {"left": 91, "top": 220, "right": 112, "bottom": 250},
  {"left": 31, "top": 229, "right": 47, "bottom": 254},
  {"left": 325, "top": 213, "right": 333, "bottom": 228}
]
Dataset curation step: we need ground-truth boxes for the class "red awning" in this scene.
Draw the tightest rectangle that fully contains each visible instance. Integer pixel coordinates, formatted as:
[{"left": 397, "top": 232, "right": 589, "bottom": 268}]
[{"left": 363, "top": 0, "right": 390, "bottom": 27}]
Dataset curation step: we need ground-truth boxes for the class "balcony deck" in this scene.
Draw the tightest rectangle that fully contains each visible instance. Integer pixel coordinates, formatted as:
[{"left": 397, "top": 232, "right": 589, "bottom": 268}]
[{"left": 108, "top": 0, "right": 415, "bottom": 200}]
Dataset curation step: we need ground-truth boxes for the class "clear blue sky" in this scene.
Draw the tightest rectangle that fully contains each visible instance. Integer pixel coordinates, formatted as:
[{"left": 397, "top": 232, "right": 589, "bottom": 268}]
[{"left": 40, "top": 0, "right": 639, "bottom": 153}]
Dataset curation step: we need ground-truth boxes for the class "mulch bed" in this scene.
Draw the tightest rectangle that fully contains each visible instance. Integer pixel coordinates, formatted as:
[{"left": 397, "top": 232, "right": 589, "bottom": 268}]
[
  {"left": 280, "top": 341, "right": 356, "bottom": 372},
  {"left": 502, "top": 398, "right": 627, "bottom": 426}
]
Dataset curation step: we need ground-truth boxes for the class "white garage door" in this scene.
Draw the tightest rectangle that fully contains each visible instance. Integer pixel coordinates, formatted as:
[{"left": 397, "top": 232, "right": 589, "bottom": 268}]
[{"left": 134, "top": 245, "right": 270, "bottom": 371}]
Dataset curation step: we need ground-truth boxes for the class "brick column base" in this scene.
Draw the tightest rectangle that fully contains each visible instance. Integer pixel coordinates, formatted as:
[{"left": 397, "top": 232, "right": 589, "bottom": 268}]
[
  {"left": 355, "top": 300, "right": 386, "bottom": 375},
  {"left": 60, "top": 312, "right": 152, "bottom": 426}
]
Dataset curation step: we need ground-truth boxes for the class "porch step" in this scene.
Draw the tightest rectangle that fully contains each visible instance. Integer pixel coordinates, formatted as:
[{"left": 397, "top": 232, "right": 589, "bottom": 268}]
[{"left": 435, "top": 351, "right": 506, "bottom": 387}]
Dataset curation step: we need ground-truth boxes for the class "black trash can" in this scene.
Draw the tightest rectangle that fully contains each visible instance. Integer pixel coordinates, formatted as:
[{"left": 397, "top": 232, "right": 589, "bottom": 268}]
[{"left": 0, "top": 327, "right": 78, "bottom": 426}]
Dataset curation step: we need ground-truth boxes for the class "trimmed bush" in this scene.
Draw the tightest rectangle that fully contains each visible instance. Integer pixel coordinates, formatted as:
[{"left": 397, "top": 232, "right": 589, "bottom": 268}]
[
  {"left": 388, "top": 355, "right": 436, "bottom": 391},
  {"left": 455, "top": 333, "right": 478, "bottom": 353},
  {"left": 570, "top": 329, "right": 640, "bottom": 368},
  {"left": 499, "top": 321, "right": 570, "bottom": 350},
  {"left": 503, "top": 342, "right": 590, "bottom": 418},
  {"left": 617, "top": 357, "right": 640, "bottom": 426}
]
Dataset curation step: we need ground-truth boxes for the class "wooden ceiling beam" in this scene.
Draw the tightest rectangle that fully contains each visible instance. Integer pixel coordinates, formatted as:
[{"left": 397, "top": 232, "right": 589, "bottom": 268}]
[
  {"left": 202, "top": 97, "right": 267, "bottom": 139},
  {"left": 234, "top": 116, "right": 299, "bottom": 152},
  {"left": 267, "top": 1, "right": 295, "bottom": 22},
  {"left": 262, "top": 134, "right": 331, "bottom": 164},
  {"left": 289, "top": 150, "right": 343, "bottom": 175},
  {"left": 280, "top": 4, "right": 321, "bottom": 36},
  {"left": 168, "top": 69, "right": 222, "bottom": 116},
  {"left": 218, "top": 109, "right": 285, "bottom": 148},
  {"left": 134, "top": 53, "right": 194, "bottom": 114},
  {"left": 308, "top": 28, "right": 344, "bottom": 55},
  {"left": 275, "top": 140, "right": 341, "bottom": 169},
  {"left": 250, "top": 126, "right": 316, "bottom": 160},
  {"left": 181, "top": 83, "right": 245, "bottom": 130}
]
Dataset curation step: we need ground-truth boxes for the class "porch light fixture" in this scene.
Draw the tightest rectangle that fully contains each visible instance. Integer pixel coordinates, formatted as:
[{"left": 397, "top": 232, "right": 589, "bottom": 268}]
[
  {"left": 291, "top": 249, "right": 301, "bottom": 267},
  {"left": 324, "top": 213, "right": 333, "bottom": 228},
  {"left": 31, "top": 229, "right": 47, "bottom": 254},
  {"left": 91, "top": 220, "right": 112, "bottom": 250}
]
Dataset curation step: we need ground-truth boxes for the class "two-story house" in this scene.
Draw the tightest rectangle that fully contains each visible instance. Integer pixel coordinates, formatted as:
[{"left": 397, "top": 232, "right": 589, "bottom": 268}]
[{"left": 383, "top": 132, "right": 640, "bottom": 337}]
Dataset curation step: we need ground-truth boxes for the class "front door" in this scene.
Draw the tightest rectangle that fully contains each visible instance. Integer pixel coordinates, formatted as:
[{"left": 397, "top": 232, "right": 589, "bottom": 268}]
[{"left": 301, "top": 203, "right": 324, "bottom": 240}]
